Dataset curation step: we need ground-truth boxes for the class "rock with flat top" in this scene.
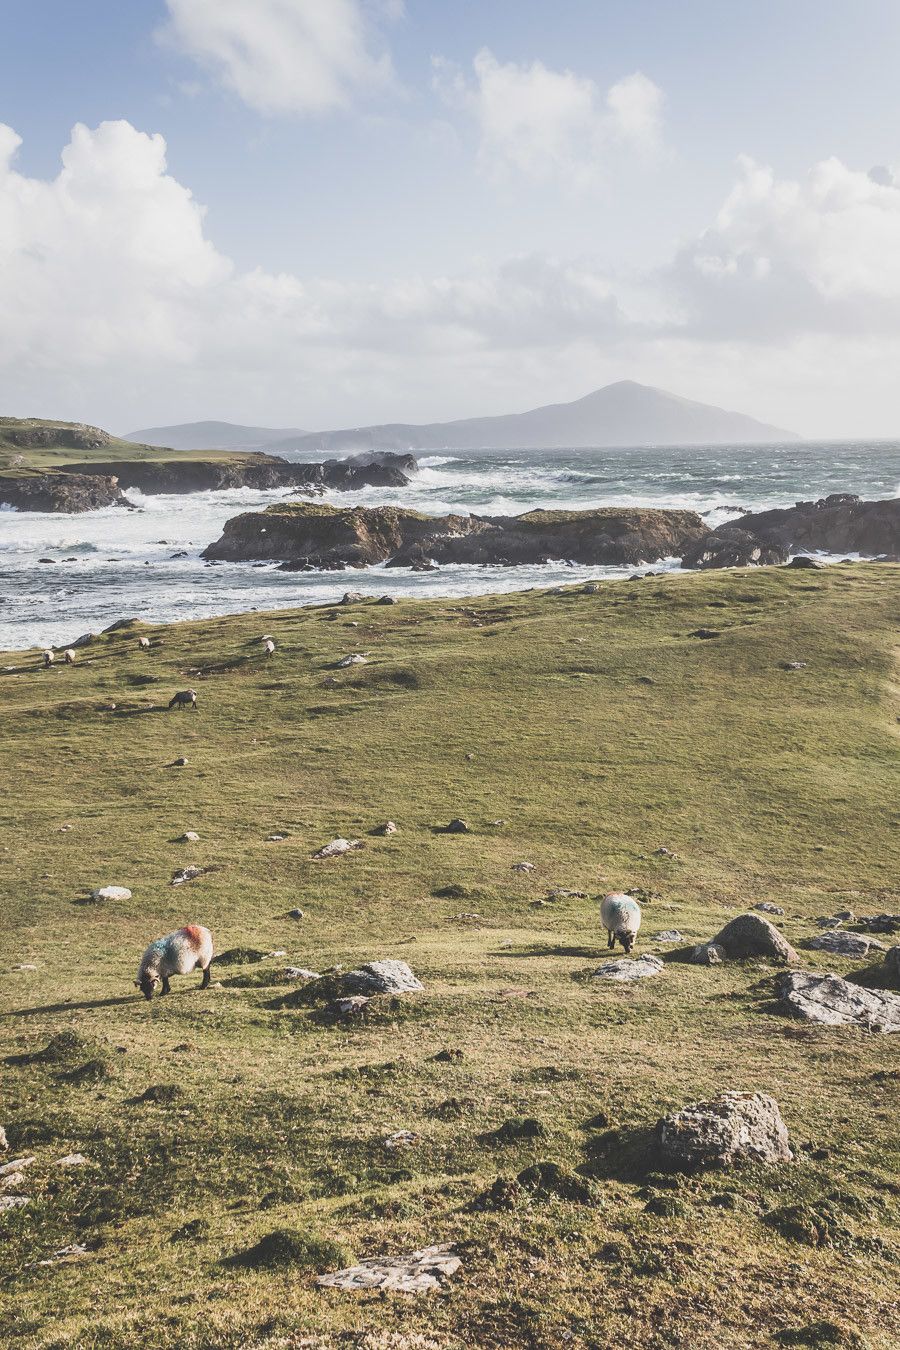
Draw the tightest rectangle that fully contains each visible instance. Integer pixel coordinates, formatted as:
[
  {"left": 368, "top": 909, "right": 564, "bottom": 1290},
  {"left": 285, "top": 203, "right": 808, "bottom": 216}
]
[
  {"left": 805, "top": 931, "right": 886, "bottom": 958},
  {"left": 339, "top": 960, "right": 424, "bottom": 996},
  {"left": 591, "top": 954, "right": 664, "bottom": 981},
  {"left": 313, "top": 837, "right": 363, "bottom": 859},
  {"left": 777, "top": 970, "right": 900, "bottom": 1031},
  {"left": 90, "top": 885, "right": 132, "bottom": 903},
  {"left": 316, "top": 1243, "right": 461, "bottom": 1293},
  {"left": 657, "top": 1091, "right": 793, "bottom": 1168},
  {"left": 713, "top": 913, "right": 798, "bottom": 964}
]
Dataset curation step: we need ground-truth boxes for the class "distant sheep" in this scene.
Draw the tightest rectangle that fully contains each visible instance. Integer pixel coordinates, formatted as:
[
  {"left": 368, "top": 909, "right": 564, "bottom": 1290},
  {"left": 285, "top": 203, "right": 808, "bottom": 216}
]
[
  {"left": 600, "top": 892, "right": 642, "bottom": 954},
  {"left": 42, "top": 650, "right": 54, "bottom": 667},
  {"left": 263, "top": 639, "right": 276, "bottom": 657},
  {"left": 138, "top": 637, "right": 151, "bottom": 650},
  {"left": 136, "top": 924, "right": 213, "bottom": 1001},
  {"left": 63, "top": 649, "right": 76, "bottom": 665},
  {"left": 168, "top": 689, "right": 197, "bottom": 711}
]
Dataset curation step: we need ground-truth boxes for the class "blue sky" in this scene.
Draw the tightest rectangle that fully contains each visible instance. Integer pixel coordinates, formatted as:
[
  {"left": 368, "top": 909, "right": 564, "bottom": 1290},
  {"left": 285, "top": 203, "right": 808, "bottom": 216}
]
[{"left": 3, "top": 0, "right": 900, "bottom": 435}]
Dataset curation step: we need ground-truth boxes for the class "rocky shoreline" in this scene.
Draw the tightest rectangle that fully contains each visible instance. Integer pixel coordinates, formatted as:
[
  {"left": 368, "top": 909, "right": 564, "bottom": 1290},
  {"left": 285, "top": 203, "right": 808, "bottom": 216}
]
[{"left": 201, "top": 493, "right": 900, "bottom": 571}]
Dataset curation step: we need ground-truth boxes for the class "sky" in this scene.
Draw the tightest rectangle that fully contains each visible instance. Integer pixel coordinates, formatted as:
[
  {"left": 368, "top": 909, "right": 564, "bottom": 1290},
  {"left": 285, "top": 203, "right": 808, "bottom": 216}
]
[{"left": 2, "top": 0, "right": 900, "bottom": 438}]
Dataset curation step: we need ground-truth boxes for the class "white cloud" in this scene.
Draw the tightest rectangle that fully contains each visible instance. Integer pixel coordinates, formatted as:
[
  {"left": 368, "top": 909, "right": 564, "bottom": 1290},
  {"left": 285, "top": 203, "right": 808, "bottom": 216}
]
[
  {"left": 3, "top": 120, "right": 900, "bottom": 436},
  {"left": 159, "top": 0, "right": 397, "bottom": 115},
  {"left": 434, "top": 49, "right": 664, "bottom": 186}
]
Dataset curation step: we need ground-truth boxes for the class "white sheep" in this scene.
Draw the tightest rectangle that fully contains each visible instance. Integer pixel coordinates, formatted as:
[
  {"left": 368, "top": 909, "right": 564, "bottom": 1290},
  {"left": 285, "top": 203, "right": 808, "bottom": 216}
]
[
  {"left": 136, "top": 924, "right": 213, "bottom": 1001},
  {"left": 63, "top": 649, "right": 76, "bottom": 665},
  {"left": 263, "top": 639, "right": 276, "bottom": 657},
  {"left": 42, "top": 650, "right": 54, "bottom": 667},
  {"left": 600, "top": 892, "right": 642, "bottom": 954},
  {"left": 168, "top": 689, "right": 197, "bottom": 711},
  {"left": 138, "top": 636, "right": 151, "bottom": 650}
]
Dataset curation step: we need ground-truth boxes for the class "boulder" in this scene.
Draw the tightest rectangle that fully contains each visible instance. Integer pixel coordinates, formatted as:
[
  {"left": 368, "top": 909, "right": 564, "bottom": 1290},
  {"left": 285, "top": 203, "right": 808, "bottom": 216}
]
[
  {"left": 805, "top": 931, "right": 886, "bottom": 958},
  {"left": 857, "top": 913, "right": 900, "bottom": 935},
  {"left": 337, "top": 960, "right": 424, "bottom": 996},
  {"left": 443, "top": 819, "right": 470, "bottom": 834},
  {"left": 776, "top": 971, "right": 900, "bottom": 1031},
  {"left": 713, "top": 913, "right": 799, "bottom": 964},
  {"left": 681, "top": 526, "right": 788, "bottom": 570},
  {"left": 654, "top": 930, "right": 684, "bottom": 943},
  {"left": 690, "top": 942, "right": 726, "bottom": 966},
  {"left": 656, "top": 1091, "right": 793, "bottom": 1168},
  {"left": 178, "top": 831, "right": 200, "bottom": 843},
  {"left": 591, "top": 954, "right": 664, "bottom": 982},
  {"left": 315, "top": 1243, "right": 461, "bottom": 1293},
  {"left": 336, "top": 654, "right": 367, "bottom": 668},
  {"left": 90, "top": 885, "right": 132, "bottom": 903},
  {"left": 885, "top": 947, "right": 900, "bottom": 982}
]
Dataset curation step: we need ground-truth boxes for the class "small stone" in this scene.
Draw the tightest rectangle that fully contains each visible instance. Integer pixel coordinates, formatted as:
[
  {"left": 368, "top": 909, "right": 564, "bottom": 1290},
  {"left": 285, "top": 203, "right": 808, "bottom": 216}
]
[
  {"left": 171, "top": 756, "right": 188, "bottom": 767},
  {"left": 0, "top": 1156, "right": 36, "bottom": 1177},
  {"left": 372, "top": 821, "right": 398, "bottom": 836},
  {"left": 266, "top": 833, "right": 287, "bottom": 841},
  {"left": 781, "top": 661, "right": 808, "bottom": 671},
  {"left": 0, "top": 1196, "right": 30, "bottom": 1212},
  {"left": 55, "top": 1154, "right": 89, "bottom": 1167},
  {"left": 340, "top": 592, "right": 366, "bottom": 605},
  {"left": 90, "top": 886, "right": 132, "bottom": 903},
  {"left": 512, "top": 861, "right": 535, "bottom": 873},
  {"left": 336, "top": 653, "right": 368, "bottom": 668},
  {"left": 756, "top": 903, "right": 785, "bottom": 916},
  {"left": 657, "top": 1091, "right": 793, "bottom": 1168},
  {"left": 36, "top": 1243, "right": 89, "bottom": 1267},
  {"left": 689, "top": 628, "right": 722, "bottom": 639},
  {"left": 284, "top": 967, "right": 320, "bottom": 981},
  {"left": 0, "top": 1126, "right": 6, "bottom": 1151},
  {"left": 376, "top": 595, "right": 397, "bottom": 605},
  {"left": 14, "top": 964, "right": 38, "bottom": 971},
  {"left": 653, "top": 847, "right": 680, "bottom": 858},
  {"left": 443, "top": 819, "right": 470, "bottom": 833},
  {"left": 288, "top": 908, "right": 304, "bottom": 920},
  {"left": 591, "top": 954, "right": 664, "bottom": 981},
  {"left": 334, "top": 960, "right": 424, "bottom": 996},
  {"left": 328, "top": 995, "right": 371, "bottom": 1018},
  {"left": 787, "top": 556, "right": 823, "bottom": 569},
  {"left": 179, "top": 832, "right": 200, "bottom": 843},
  {"left": 383, "top": 1131, "right": 420, "bottom": 1150},
  {"left": 690, "top": 942, "right": 726, "bottom": 966},
  {"left": 654, "top": 930, "right": 684, "bottom": 943},
  {"left": 171, "top": 866, "right": 207, "bottom": 886},
  {"left": 313, "top": 837, "right": 363, "bottom": 859},
  {"left": 805, "top": 931, "right": 886, "bottom": 957},
  {"left": 315, "top": 1243, "right": 461, "bottom": 1293}
]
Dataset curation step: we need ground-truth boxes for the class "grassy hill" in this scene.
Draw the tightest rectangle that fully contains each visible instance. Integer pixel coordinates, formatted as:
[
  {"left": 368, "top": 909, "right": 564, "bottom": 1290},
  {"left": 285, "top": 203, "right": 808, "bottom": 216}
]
[
  {"left": 0, "top": 417, "right": 254, "bottom": 476},
  {"left": 1, "top": 567, "right": 898, "bottom": 1349}
]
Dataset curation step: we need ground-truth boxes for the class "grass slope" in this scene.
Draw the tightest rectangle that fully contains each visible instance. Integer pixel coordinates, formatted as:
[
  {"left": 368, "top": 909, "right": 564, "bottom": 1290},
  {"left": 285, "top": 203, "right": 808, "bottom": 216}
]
[
  {"left": 1, "top": 567, "right": 899, "bottom": 1350},
  {"left": 0, "top": 416, "right": 256, "bottom": 476}
]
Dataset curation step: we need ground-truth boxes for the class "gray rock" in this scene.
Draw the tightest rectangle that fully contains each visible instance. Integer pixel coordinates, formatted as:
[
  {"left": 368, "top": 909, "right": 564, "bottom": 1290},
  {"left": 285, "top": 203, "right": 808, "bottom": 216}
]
[
  {"left": 179, "top": 831, "right": 200, "bottom": 843},
  {"left": 857, "top": 913, "right": 900, "bottom": 935},
  {"left": 583, "top": 582, "right": 602, "bottom": 593},
  {"left": 340, "top": 592, "right": 366, "bottom": 605},
  {"left": 755, "top": 903, "right": 785, "bottom": 916},
  {"left": 0, "top": 1126, "right": 6, "bottom": 1150},
  {"left": 315, "top": 1243, "right": 461, "bottom": 1293},
  {"left": 885, "top": 946, "right": 900, "bottom": 981},
  {"left": 654, "top": 930, "right": 684, "bottom": 943},
  {"left": 443, "top": 819, "right": 470, "bottom": 834},
  {"left": 70, "top": 633, "right": 98, "bottom": 648},
  {"left": 512, "top": 861, "right": 535, "bottom": 873},
  {"left": 713, "top": 913, "right": 798, "bottom": 964},
  {"left": 338, "top": 960, "right": 424, "bottom": 996},
  {"left": 690, "top": 942, "right": 726, "bottom": 966},
  {"left": 0, "top": 1196, "right": 30, "bottom": 1212},
  {"left": 312, "top": 837, "right": 363, "bottom": 859},
  {"left": 336, "top": 653, "right": 368, "bottom": 668},
  {"left": 777, "top": 970, "right": 900, "bottom": 1031},
  {"left": 90, "top": 885, "right": 132, "bottom": 902},
  {"left": 328, "top": 995, "right": 371, "bottom": 1018},
  {"left": 657, "top": 1091, "right": 793, "bottom": 1168},
  {"left": 376, "top": 595, "right": 398, "bottom": 605},
  {"left": 55, "top": 1154, "right": 89, "bottom": 1167},
  {"left": 591, "top": 954, "right": 664, "bottom": 981},
  {"left": 805, "top": 931, "right": 886, "bottom": 957},
  {"left": 284, "top": 967, "right": 320, "bottom": 981},
  {"left": 288, "top": 907, "right": 304, "bottom": 920},
  {"left": 372, "top": 821, "right": 398, "bottom": 836}
]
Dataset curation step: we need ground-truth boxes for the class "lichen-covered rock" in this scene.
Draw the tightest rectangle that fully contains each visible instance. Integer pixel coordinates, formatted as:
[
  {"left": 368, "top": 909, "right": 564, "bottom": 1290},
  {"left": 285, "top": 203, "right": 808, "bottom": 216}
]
[
  {"left": 657, "top": 1091, "right": 793, "bottom": 1168},
  {"left": 805, "top": 931, "right": 886, "bottom": 957},
  {"left": 312, "top": 837, "right": 363, "bottom": 859},
  {"left": 591, "top": 954, "right": 664, "bottom": 981},
  {"left": 690, "top": 942, "right": 726, "bottom": 966},
  {"left": 756, "top": 903, "right": 785, "bottom": 916},
  {"left": 713, "top": 913, "right": 799, "bottom": 964},
  {"left": 315, "top": 1243, "right": 461, "bottom": 1293},
  {"left": 338, "top": 961, "right": 424, "bottom": 996},
  {"left": 90, "top": 885, "right": 132, "bottom": 903},
  {"left": 777, "top": 971, "right": 900, "bottom": 1031}
]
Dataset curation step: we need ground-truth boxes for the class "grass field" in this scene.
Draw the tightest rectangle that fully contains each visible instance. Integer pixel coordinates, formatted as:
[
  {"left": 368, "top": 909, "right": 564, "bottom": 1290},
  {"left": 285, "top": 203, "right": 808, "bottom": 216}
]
[{"left": 1, "top": 565, "right": 899, "bottom": 1350}]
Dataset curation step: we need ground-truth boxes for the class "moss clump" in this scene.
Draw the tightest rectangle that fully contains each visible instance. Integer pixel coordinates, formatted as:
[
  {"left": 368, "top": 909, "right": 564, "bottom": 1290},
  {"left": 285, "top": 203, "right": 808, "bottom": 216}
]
[
  {"left": 59, "top": 1058, "right": 112, "bottom": 1085},
  {"left": 774, "top": 1324, "right": 869, "bottom": 1349},
  {"left": 213, "top": 948, "right": 270, "bottom": 966},
  {"left": 517, "top": 1162, "right": 600, "bottom": 1206},
  {"left": 7, "top": 1030, "right": 91, "bottom": 1067},
  {"left": 133, "top": 1084, "right": 182, "bottom": 1105},
  {"left": 480, "top": 1116, "right": 546, "bottom": 1146},
  {"left": 229, "top": 1228, "right": 353, "bottom": 1271},
  {"left": 170, "top": 1218, "right": 210, "bottom": 1243}
]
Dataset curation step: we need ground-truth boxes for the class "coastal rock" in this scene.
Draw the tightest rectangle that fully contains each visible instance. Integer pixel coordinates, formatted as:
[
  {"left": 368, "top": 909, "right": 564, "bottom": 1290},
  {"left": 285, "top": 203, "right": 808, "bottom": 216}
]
[
  {"left": 654, "top": 930, "right": 684, "bottom": 943},
  {"left": 713, "top": 494, "right": 900, "bottom": 560},
  {"left": 681, "top": 526, "right": 789, "bottom": 570},
  {"left": 805, "top": 931, "right": 886, "bottom": 957},
  {"left": 713, "top": 913, "right": 799, "bottom": 964},
  {"left": 656, "top": 1091, "right": 793, "bottom": 1168},
  {"left": 776, "top": 970, "right": 900, "bottom": 1031},
  {"left": 315, "top": 1243, "right": 461, "bottom": 1293},
  {"left": 0, "top": 472, "right": 130, "bottom": 514},
  {"left": 57, "top": 452, "right": 415, "bottom": 497},
  {"left": 201, "top": 502, "right": 709, "bottom": 569},
  {"left": 591, "top": 954, "right": 664, "bottom": 981}
]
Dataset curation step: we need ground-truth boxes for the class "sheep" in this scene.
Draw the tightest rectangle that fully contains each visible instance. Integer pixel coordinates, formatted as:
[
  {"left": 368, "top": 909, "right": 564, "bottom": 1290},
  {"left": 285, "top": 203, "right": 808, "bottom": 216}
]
[
  {"left": 138, "top": 636, "right": 151, "bottom": 650},
  {"left": 263, "top": 639, "right": 276, "bottom": 657},
  {"left": 136, "top": 924, "right": 213, "bottom": 1001},
  {"left": 42, "top": 650, "right": 54, "bottom": 667},
  {"left": 600, "top": 892, "right": 642, "bottom": 954},
  {"left": 168, "top": 689, "right": 197, "bottom": 711},
  {"left": 63, "top": 649, "right": 76, "bottom": 665}
]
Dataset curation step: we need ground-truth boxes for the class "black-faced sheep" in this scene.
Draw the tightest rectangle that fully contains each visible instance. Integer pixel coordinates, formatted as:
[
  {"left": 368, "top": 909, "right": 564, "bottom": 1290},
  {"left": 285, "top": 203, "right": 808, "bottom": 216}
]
[
  {"left": 600, "top": 893, "right": 642, "bottom": 953},
  {"left": 63, "top": 649, "right": 76, "bottom": 665},
  {"left": 42, "top": 650, "right": 54, "bottom": 667},
  {"left": 136, "top": 925, "right": 213, "bottom": 1000}
]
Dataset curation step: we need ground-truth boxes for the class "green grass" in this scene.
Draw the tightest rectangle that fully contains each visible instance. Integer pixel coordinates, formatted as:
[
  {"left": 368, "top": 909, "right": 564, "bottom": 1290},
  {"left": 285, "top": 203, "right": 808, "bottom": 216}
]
[
  {"left": 1, "top": 566, "right": 899, "bottom": 1350},
  {"left": 0, "top": 415, "right": 267, "bottom": 476}
]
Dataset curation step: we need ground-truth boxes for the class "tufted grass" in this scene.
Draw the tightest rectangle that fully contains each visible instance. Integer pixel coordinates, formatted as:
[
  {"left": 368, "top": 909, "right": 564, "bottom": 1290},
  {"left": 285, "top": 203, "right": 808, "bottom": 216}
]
[{"left": 1, "top": 564, "right": 899, "bottom": 1350}]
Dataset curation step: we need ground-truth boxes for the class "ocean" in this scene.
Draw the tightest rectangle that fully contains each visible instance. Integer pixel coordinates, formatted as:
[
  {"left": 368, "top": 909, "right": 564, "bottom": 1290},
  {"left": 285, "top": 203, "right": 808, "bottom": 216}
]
[{"left": 2, "top": 440, "right": 898, "bottom": 650}]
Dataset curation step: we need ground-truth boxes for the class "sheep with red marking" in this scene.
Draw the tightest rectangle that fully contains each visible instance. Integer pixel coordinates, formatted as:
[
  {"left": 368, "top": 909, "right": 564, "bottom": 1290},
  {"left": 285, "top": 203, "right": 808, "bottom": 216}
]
[{"left": 136, "top": 925, "right": 213, "bottom": 1001}]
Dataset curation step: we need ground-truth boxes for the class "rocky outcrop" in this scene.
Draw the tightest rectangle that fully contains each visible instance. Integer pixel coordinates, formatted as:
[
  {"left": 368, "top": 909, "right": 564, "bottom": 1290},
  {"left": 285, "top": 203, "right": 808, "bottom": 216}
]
[
  {"left": 682, "top": 494, "right": 900, "bottom": 567},
  {"left": 777, "top": 970, "right": 900, "bottom": 1030},
  {"left": 57, "top": 452, "right": 416, "bottom": 496},
  {"left": 0, "top": 471, "right": 130, "bottom": 513},
  {"left": 713, "top": 913, "right": 799, "bottom": 964},
  {"left": 0, "top": 420, "right": 115, "bottom": 452},
  {"left": 201, "top": 502, "right": 708, "bottom": 569},
  {"left": 656, "top": 1091, "right": 793, "bottom": 1168}
]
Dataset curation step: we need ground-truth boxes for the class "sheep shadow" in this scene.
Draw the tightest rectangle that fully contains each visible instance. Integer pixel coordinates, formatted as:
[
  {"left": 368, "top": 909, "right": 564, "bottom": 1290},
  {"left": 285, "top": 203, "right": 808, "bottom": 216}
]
[
  {"left": 112, "top": 706, "right": 168, "bottom": 718},
  {"left": 576, "top": 1122, "right": 663, "bottom": 1184},
  {"left": 489, "top": 944, "right": 604, "bottom": 959},
  {"left": 0, "top": 994, "right": 139, "bottom": 1021}
]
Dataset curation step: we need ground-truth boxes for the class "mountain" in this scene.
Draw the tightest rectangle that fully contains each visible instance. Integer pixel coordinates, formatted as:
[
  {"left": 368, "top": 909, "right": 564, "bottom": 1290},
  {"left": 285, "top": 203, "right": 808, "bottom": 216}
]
[
  {"left": 269, "top": 382, "right": 795, "bottom": 453},
  {"left": 124, "top": 420, "right": 306, "bottom": 451}
]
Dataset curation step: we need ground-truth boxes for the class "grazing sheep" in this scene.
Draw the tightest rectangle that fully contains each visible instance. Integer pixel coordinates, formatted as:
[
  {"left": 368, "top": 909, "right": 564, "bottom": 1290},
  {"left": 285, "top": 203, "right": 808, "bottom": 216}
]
[
  {"left": 42, "top": 650, "right": 54, "bottom": 667},
  {"left": 600, "top": 892, "right": 642, "bottom": 954},
  {"left": 136, "top": 925, "right": 213, "bottom": 1001},
  {"left": 168, "top": 689, "right": 197, "bottom": 711},
  {"left": 63, "top": 649, "right": 76, "bottom": 665},
  {"left": 138, "top": 637, "right": 151, "bottom": 650},
  {"left": 263, "top": 639, "right": 276, "bottom": 657}
]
